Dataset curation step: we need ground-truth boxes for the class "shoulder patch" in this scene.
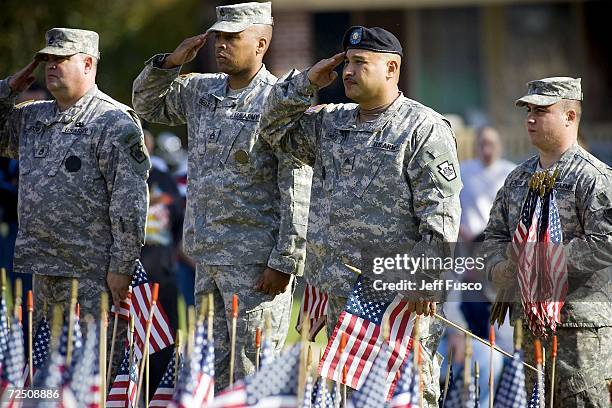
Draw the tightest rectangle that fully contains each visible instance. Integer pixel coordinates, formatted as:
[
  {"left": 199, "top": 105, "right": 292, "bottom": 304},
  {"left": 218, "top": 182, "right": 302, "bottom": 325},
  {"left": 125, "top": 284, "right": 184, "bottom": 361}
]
[
  {"left": 118, "top": 131, "right": 151, "bottom": 174},
  {"left": 305, "top": 104, "right": 327, "bottom": 115}
]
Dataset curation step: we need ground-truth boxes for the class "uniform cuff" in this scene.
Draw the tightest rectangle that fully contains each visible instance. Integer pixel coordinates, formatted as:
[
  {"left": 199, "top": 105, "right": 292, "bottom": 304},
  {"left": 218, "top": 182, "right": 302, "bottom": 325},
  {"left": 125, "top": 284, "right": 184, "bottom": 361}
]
[
  {"left": 0, "top": 78, "right": 19, "bottom": 101},
  {"left": 267, "top": 251, "right": 298, "bottom": 275},
  {"left": 295, "top": 70, "right": 320, "bottom": 97},
  {"left": 145, "top": 53, "right": 182, "bottom": 73},
  {"left": 109, "top": 257, "right": 136, "bottom": 276}
]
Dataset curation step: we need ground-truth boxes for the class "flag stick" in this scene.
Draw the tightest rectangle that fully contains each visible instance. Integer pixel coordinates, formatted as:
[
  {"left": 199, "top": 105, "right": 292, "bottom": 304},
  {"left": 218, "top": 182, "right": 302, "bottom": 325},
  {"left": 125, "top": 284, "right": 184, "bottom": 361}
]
[
  {"left": 27, "top": 290, "right": 33, "bottom": 384},
  {"left": 489, "top": 325, "right": 495, "bottom": 408},
  {"left": 412, "top": 317, "right": 422, "bottom": 408},
  {"left": 106, "top": 310, "right": 120, "bottom": 386},
  {"left": 255, "top": 327, "right": 262, "bottom": 371},
  {"left": 549, "top": 335, "right": 557, "bottom": 408},
  {"left": 534, "top": 339, "right": 544, "bottom": 408},
  {"left": 1, "top": 268, "right": 9, "bottom": 333},
  {"left": 145, "top": 345, "right": 150, "bottom": 407},
  {"left": 187, "top": 305, "right": 196, "bottom": 356},
  {"left": 298, "top": 317, "right": 310, "bottom": 407},
  {"left": 441, "top": 347, "right": 453, "bottom": 406},
  {"left": 475, "top": 360, "right": 480, "bottom": 404},
  {"left": 464, "top": 335, "right": 473, "bottom": 406},
  {"left": 66, "top": 279, "right": 78, "bottom": 366},
  {"left": 135, "top": 282, "right": 159, "bottom": 405},
  {"left": 340, "top": 332, "right": 348, "bottom": 408},
  {"left": 13, "top": 278, "right": 22, "bottom": 319},
  {"left": 99, "top": 292, "right": 108, "bottom": 406},
  {"left": 207, "top": 293, "right": 214, "bottom": 342},
  {"left": 229, "top": 294, "right": 238, "bottom": 387},
  {"left": 434, "top": 313, "right": 539, "bottom": 372}
]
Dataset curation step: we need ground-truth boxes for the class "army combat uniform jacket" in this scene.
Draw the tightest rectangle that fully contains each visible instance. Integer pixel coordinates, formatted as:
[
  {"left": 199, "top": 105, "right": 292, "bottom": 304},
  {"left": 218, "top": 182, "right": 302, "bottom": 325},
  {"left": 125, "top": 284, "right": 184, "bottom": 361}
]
[
  {"left": 482, "top": 144, "right": 612, "bottom": 328},
  {"left": 132, "top": 57, "right": 311, "bottom": 276},
  {"left": 0, "top": 80, "right": 150, "bottom": 278},
  {"left": 260, "top": 70, "right": 463, "bottom": 297}
]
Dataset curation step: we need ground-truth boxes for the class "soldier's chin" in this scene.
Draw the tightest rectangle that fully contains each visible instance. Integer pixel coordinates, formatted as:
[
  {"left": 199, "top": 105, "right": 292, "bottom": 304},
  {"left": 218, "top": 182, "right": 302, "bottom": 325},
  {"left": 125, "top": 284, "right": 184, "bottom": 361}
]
[{"left": 344, "top": 85, "right": 361, "bottom": 102}]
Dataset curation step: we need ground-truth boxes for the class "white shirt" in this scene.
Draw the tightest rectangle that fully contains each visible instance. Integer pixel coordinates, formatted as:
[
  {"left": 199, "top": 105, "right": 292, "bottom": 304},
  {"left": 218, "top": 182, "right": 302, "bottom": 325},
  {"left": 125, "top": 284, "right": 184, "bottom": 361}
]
[{"left": 459, "top": 158, "right": 516, "bottom": 240}]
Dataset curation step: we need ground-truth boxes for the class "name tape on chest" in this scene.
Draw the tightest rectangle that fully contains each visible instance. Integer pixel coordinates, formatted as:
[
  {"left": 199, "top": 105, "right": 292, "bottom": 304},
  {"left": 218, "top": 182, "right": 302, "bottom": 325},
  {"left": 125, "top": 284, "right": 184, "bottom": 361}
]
[
  {"left": 370, "top": 140, "right": 400, "bottom": 151},
  {"left": 231, "top": 112, "right": 261, "bottom": 122},
  {"left": 62, "top": 124, "right": 93, "bottom": 136}
]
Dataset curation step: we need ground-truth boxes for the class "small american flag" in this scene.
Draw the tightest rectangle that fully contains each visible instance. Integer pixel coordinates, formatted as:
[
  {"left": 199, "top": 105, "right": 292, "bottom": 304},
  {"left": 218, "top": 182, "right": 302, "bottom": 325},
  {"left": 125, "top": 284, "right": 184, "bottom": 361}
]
[
  {"left": 169, "top": 323, "right": 214, "bottom": 408},
  {"left": 513, "top": 173, "right": 568, "bottom": 337},
  {"left": 297, "top": 284, "right": 328, "bottom": 341},
  {"left": 389, "top": 356, "right": 419, "bottom": 408},
  {"left": 493, "top": 351, "right": 527, "bottom": 408},
  {"left": 527, "top": 371, "right": 545, "bottom": 408},
  {"left": 0, "top": 317, "right": 25, "bottom": 390},
  {"left": 311, "top": 377, "right": 335, "bottom": 408},
  {"left": 349, "top": 344, "right": 395, "bottom": 407},
  {"left": 319, "top": 276, "right": 415, "bottom": 392},
  {"left": 211, "top": 345, "right": 301, "bottom": 408},
  {"left": 0, "top": 297, "right": 10, "bottom": 377},
  {"left": 112, "top": 260, "right": 174, "bottom": 359},
  {"left": 107, "top": 349, "right": 139, "bottom": 408},
  {"left": 149, "top": 356, "right": 178, "bottom": 407},
  {"left": 69, "top": 318, "right": 100, "bottom": 407},
  {"left": 23, "top": 317, "right": 51, "bottom": 386}
]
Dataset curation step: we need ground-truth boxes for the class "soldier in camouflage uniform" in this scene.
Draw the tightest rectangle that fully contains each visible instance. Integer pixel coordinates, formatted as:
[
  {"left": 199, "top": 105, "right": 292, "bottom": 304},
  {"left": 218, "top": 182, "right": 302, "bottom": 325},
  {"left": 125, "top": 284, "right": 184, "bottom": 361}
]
[
  {"left": 132, "top": 2, "right": 311, "bottom": 390},
  {"left": 0, "top": 28, "right": 149, "bottom": 373},
  {"left": 482, "top": 77, "right": 612, "bottom": 407},
  {"left": 260, "top": 26, "right": 462, "bottom": 406}
]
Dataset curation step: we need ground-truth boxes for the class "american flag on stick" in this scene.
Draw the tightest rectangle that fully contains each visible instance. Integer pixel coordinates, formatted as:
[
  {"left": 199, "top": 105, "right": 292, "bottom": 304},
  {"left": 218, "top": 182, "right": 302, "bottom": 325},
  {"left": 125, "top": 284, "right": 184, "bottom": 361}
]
[
  {"left": 319, "top": 276, "right": 416, "bottom": 392},
  {"left": 112, "top": 260, "right": 174, "bottom": 359},
  {"left": 296, "top": 284, "right": 328, "bottom": 341}
]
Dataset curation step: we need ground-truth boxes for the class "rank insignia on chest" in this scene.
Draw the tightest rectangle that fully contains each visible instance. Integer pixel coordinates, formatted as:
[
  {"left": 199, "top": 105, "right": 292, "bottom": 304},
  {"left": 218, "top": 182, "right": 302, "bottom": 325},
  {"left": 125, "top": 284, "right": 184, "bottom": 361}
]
[
  {"left": 437, "top": 160, "right": 457, "bottom": 181},
  {"left": 198, "top": 97, "right": 216, "bottom": 108},
  {"left": 231, "top": 112, "right": 261, "bottom": 122},
  {"left": 371, "top": 140, "right": 399, "bottom": 151}
]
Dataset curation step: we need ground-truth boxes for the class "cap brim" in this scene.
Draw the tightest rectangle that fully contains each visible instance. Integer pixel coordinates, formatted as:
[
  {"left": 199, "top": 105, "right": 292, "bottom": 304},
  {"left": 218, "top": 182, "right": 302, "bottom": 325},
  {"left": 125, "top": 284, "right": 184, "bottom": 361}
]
[
  {"left": 36, "top": 46, "right": 78, "bottom": 57},
  {"left": 206, "top": 21, "right": 250, "bottom": 34},
  {"left": 515, "top": 94, "right": 561, "bottom": 107}
]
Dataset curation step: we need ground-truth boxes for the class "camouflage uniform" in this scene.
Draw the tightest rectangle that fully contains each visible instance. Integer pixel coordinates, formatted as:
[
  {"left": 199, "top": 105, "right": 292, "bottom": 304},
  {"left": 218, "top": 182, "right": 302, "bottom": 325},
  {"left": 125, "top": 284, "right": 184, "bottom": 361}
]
[
  {"left": 260, "top": 68, "right": 462, "bottom": 406},
  {"left": 482, "top": 77, "right": 612, "bottom": 407},
  {"left": 132, "top": 2, "right": 311, "bottom": 391},
  {"left": 0, "top": 28, "right": 149, "bottom": 378}
]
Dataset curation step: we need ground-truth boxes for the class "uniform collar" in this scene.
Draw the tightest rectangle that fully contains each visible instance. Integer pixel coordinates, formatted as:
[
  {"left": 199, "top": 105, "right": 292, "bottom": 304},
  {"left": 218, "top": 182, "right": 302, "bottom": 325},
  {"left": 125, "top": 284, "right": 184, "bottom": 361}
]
[
  {"left": 334, "top": 92, "right": 406, "bottom": 132},
  {"left": 211, "top": 64, "right": 272, "bottom": 102},
  {"left": 45, "top": 85, "right": 98, "bottom": 125},
  {"left": 522, "top": 143, "right": 580, "bottom": 181}
]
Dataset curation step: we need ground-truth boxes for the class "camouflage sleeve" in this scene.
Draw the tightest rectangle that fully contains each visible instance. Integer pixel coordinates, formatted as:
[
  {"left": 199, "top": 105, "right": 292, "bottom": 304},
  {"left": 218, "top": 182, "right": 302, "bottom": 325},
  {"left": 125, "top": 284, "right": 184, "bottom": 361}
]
[
  {"left": 0, "top": 78, "right": 23, "bottom": 159},
  {"left": 267, "top": 148, "right": 313, "bottom": 276},
  {"left": 481, "top": 184, "right": 512, "bottom": 279},
  {"left": 260, "top": 69, "right": 320, "bottom": 166},
  {"left": 407, "top": 121, "right": 462, "bottom": 283},
  {"left": 98, "top": 111, "right": 151, "bottom": 276},
  {"left": 132, "top": 54, "right": 194, "bottom": 126},
  {"left": 565, "top": 172, "right": 612, "bottom": 274}
]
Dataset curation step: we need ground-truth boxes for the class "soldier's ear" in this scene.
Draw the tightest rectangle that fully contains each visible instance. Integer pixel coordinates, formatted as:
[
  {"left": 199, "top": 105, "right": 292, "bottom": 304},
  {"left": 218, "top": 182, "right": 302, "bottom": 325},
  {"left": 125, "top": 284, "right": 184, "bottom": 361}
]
[
  {"left": 83, "top": 55, "right": 95, "bottom": 74},
  {"left": 256, "top": 37, "right": 268, "bottom": 56},
  {"left": 386, "top": 59, "right": 399, "bottom": 79}
]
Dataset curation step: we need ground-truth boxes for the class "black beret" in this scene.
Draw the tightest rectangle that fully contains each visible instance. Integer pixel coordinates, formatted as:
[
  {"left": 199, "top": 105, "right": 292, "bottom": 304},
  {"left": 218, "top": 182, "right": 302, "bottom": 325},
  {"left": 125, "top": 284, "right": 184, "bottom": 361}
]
[{"left": 342, "top": 26, "right": 403, "bottom": 57}]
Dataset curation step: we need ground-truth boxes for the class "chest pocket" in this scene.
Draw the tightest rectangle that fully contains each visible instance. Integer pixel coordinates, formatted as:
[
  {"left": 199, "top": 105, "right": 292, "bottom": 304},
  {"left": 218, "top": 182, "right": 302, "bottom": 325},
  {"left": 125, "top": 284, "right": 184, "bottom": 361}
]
[
  {"left": 44, "top": 126, "right": 82, "bottom": 177},
  {"left": 20, "top": 124, "right": 46, "bottom": 175}
]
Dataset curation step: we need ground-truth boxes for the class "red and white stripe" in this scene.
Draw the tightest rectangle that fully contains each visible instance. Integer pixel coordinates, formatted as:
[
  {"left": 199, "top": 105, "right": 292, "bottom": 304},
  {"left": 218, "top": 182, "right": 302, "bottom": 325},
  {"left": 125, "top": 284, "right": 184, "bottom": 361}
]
[
  {"left": 319, "top": 297, "right": 415, "bottom": 392},
  {"left": 297, "top": 284, "right": 328, "bottom": 341}
]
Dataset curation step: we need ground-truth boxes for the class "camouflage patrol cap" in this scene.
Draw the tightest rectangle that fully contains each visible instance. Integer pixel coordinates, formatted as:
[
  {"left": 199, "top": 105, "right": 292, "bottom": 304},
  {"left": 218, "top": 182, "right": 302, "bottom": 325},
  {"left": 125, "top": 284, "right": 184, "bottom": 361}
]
[
  {"left": 515, "top": 77, "right": 582, "bottom": 107},
  {"left": 36, "top": 28, "right": 100, "bottom": 59},
  {"left": 206, "top": 2, "right": 273, "bottom": 34}
]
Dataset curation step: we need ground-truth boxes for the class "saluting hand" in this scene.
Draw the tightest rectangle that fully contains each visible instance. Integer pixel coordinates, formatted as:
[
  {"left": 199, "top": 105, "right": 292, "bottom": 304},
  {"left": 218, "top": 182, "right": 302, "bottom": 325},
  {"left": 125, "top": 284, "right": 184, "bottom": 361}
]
[
  {"left": 307, "top": 52, "right": 345, "bottom": 89},
  {"left": 8, "top": 59, "right": 40, "bottom": 93},
  {"left": 162, "top": 33, "right": 209, "bottom": 69}
]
